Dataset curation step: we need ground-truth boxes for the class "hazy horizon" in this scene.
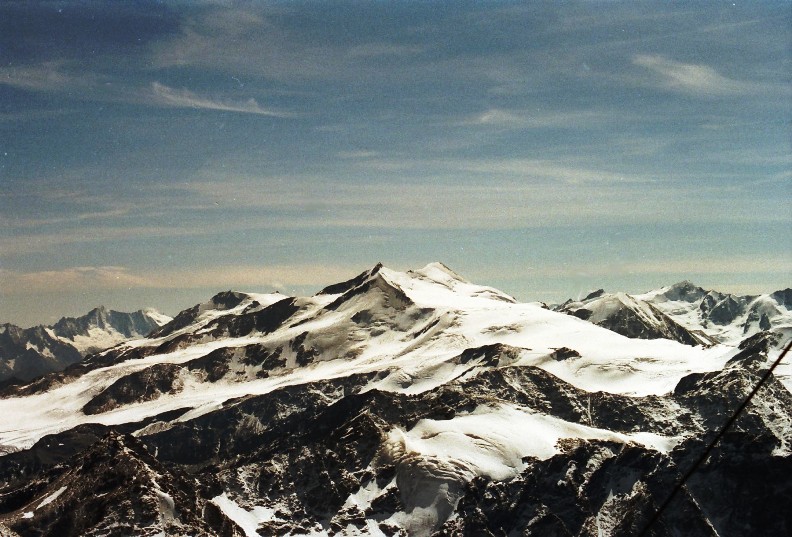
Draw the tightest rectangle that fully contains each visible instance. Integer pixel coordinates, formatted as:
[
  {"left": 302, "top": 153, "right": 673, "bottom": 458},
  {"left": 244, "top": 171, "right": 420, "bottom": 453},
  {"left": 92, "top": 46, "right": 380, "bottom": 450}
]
[{"left": 1, "top": 1, "right": 790, "bottom": 327}]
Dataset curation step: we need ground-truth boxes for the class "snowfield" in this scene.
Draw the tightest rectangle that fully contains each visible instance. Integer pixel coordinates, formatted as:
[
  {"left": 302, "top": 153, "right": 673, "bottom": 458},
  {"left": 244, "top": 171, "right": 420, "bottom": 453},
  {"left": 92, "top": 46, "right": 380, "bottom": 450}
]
[
  {"left": 0, "top": 263, "right": 739, "bottom": 452},
  {"left": 1, "top": 263, "right": 789, "bottom": 537}
]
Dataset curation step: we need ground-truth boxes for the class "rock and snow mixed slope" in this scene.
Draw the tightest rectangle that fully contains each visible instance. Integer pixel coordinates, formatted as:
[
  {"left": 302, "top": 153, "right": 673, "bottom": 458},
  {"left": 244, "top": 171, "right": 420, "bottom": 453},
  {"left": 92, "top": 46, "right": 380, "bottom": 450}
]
[
  {"left": 557, "top": 282, "right": 792, "bottom": 346},
  {"left": 638, "top": 282, "right": 792, "bottom": 344},
  {"left": 0, "top": 263, "right": 789, "bottom": 536},
  {"left": 0, "top": 307, "right": 171, "bottom": 384}
]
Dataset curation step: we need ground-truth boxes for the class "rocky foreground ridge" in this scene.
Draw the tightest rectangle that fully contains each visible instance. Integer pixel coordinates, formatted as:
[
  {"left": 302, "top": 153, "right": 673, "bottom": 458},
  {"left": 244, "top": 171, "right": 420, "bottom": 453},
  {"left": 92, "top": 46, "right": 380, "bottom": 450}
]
[{"left": 0, "top": 263, "right": 789, "bottom": 536}]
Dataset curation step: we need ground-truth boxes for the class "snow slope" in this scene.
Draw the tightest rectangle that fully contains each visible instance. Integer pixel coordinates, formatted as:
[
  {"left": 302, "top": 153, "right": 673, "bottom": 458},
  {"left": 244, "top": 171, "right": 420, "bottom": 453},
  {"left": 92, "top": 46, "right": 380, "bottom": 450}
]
[
  {"left": 0, "top": 263, "right": 789, "bottom": 537},
  {"left": 0, "top": 264, "right": 735, "bottom": 451},
  {"left": 637, "top": 282, "right": 792, "bottom": 344}
]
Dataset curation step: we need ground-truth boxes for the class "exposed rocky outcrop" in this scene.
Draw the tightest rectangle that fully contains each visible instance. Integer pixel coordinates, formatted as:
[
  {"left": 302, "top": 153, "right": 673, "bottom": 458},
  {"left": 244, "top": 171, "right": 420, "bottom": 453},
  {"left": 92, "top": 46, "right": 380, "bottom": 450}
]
[{"left": 0, "top": 432, "right": 244, "bottom": 537}]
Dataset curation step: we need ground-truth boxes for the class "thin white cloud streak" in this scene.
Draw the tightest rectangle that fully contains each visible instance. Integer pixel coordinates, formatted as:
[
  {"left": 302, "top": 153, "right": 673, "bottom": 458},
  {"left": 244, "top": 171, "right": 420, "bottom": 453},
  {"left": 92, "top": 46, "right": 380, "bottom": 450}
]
[
  {"left": 0, "top": 264, "right": 360, "bottom": 295},
  {"left": 632, "top": 54, "right": 767, "bottom": 96},
  {"left": 345, "top": 43, "right": 423, "bottom": 58},
  {"left": 336, "top": 150, "right": 381, "bottom": 159},
  {"left": 0, "top": 207, "right": 133, "bottom": 230},
  {"left": 148, "top": 82, "right": 291, "bottom": 117},
  {"left": 180, "top": 172, "right": 789, "bottom": 230},
  {"left": 464, "top": 257, "right": 792, "bottom": 301},
  {"left": 3, "top": 256, "right": 788, "bottom": 298},
  {"left": 523, "top": 257, "right": 792, "bottom": 279},
  {"left": 453, "top": 109, "right": 611, "bottom": 129},
  {"left": 0, "top": 62, "right": 79, "bottom": 92},
  {"left": 0, "top": 266, "right": 144, "bottom": 293},
  {"left": 0, "top": 63, "right": 291, "bottom": 117},
  {"left": 436, "top": 158, "right": 647, "bottom": 184},
  {"left": 4, "top": 163, "right": 786, "bottom": 258},
  {"left": 0, "top": 224, "right": 222, "bottom": 256}
]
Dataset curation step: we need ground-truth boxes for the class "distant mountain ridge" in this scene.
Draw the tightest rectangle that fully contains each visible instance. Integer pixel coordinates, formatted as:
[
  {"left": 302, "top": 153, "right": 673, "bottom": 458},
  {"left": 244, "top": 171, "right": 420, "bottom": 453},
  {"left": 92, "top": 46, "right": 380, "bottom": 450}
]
[
  {"left": 0, "top": 307, "right": 171, "bottom": 383},
  {"left": 0, "top": 263, "right": 789, "bottom": 536},
  {"left": 556, "top": 281, "right": 792, "bottom": 346}
]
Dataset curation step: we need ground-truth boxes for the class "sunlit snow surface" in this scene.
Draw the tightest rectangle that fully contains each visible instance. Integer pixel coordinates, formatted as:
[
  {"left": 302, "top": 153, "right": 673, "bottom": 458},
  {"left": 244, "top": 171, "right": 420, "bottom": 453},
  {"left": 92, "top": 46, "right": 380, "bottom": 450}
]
[
  {"left": 0, "top": 264, "right": 748, "bottom": 448},
  {"left": 636, "top": 286, "right": 792, "bottom": 346},
  {"left": 211, "top": 493, "right": 276, "bottom": 537},
  {"left": 0, "top": 264, "right": 761, "bottom": 453},
  {"left": 36, "top": 486, "right": 67, "bottom": 510},
  {"left": 52, "top": 308, "right": 173, "bottom": 355},
  {"left": 388, "top": 402, "right": 679, "bottom": 482}
]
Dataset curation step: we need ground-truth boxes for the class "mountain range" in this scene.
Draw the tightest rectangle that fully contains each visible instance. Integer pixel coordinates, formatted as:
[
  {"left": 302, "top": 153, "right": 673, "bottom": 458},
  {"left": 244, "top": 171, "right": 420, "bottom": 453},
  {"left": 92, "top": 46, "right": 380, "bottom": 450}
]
[
  {"left": 555, "top": 281, "right": 792, "bottom": 346},
  {"left": 0, "top": 307, "right": 171, "bottom": 384},
  {"left": 0, "top": 263, "right": 789, "bottom": 536}
]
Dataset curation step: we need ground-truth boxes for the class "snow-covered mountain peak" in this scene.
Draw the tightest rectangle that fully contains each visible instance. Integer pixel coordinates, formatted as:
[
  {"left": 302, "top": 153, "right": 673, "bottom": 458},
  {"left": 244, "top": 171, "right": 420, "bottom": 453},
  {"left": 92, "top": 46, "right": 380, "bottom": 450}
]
[
  {"left": 600, "top": 282, "right": 792, "bottom": 345},
  {"left": 378, "top": 264, "right": 517, "bottom": 309},
  {"left": 319, "top": 263, "right": 517, "bottom": 316},
  {"left": 200, "top": 290, "right": 251, "bottom": 313},
  {"left": 412, "top": 261, "right": 469, "bottom": 283},
  {"left": 140, "top": 308, "right": 174, "bottom": 327},
  {"left": 202, "top": 290, "right": 288, "bottom": 317},
  {"left": 1, "top": 264, "right": 790, "bottom": 536},
  {"left": 149, "top": 290, "right": 290, "bottom": 341},
  {"left": 317, "top": 263, "right": 384, "bottom": 296},
  {"left": 582, "top": 288, "right": 606, "bottom": 301},
  {"left": 646, "top": 280, "right": 707, "bottom": 302},
  {"left": 771, "top": 288, "right": 792, "bottom": 307},
  {"left": 0, "top": 308, "right": 172, "bottom": 383}
]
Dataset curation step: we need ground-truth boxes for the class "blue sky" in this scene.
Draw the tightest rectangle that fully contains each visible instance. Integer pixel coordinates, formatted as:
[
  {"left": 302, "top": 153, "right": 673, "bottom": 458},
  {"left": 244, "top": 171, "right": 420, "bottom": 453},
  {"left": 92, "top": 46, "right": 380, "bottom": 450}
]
[{"left": 1, "top": 1, "right": 790, "bottom": 326}]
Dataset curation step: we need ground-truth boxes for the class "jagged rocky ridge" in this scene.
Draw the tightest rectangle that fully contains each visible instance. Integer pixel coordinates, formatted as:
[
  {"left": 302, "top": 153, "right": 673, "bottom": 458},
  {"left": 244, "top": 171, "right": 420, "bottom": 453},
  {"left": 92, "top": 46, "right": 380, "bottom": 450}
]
[
  {"left": 0, "top": 307, "right": 171, "bottom": 384},
  {"left": 555, "top": 282, "right": 792, "bottom": 346},
  {"left": 0, "top": 263, "right": 789, "bottom": 536}
]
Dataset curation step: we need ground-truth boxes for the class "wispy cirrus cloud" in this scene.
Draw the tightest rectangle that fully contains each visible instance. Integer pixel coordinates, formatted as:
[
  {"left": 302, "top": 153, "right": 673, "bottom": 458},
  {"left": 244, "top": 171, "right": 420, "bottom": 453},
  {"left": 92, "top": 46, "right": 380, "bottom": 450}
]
[
  {"left": 148, "top": 82, "right": 292, "bottom": 117},
  {"left": 0, "top": 63, "right": 291, "bottom": 117},
  {"left": 0, "top": 264, "right": 358, "bottom": 294},
  {"left": 453, "top": 108, "right": 617, "bottom": 130},
  {"left": 0, "top": 266, "right": 146, "bottom": 293},
  {"left": 0, "top": 62, "right": 94, "bottom": 93},
  {"left": 632, "top": 54, "right": 765, "bottom": 96}
]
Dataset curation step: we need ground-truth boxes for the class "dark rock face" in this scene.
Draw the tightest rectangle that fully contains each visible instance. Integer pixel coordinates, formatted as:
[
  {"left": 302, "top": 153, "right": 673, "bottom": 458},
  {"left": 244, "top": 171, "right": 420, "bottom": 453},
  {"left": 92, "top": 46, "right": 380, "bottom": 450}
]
[
  {"left": 207, "top": 298, "right": 301, "bottom": 338},
  {"left": 771, "top": 288, "right": 792, "bottom": 307},
  {"left": 663, "top": 281, "right": 708, "bottom": 302},
  {"left": 149, "top": 291, "right": 248, "bottom": 340},
  {"left": 82, "top": 363, "right": 183, "bottom": 415},
  {"left": 556, "top": 297, "right": 712, "bottom": 346},
  {"left": 602, "top": 303, "right": 709, "bottom": 346},
  {"left": 708, "top": 296, "right": 743, "bottom": 325},
  {"left": 150, "top": 303, "right": 202, "bottom": 339},
  {"left": 2, "top": 432, "right": 243, "bottom": 537},
  {"left": 325, "top": 272, "right": 414, "bottom": 312},
  {"left": 0, "top": 325, "right": 82, "bottom": 382},
  {"left": 583, "top": 289, "right": 606, "bottom": 300},
  {"left": 318, "top": 263, "right": 384, "bottom": 296}
]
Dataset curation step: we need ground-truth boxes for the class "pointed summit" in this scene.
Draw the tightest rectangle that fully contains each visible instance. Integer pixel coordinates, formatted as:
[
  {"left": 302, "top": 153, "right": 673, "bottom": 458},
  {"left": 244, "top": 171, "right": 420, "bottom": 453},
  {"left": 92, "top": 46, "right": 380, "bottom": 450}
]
[
  {"left": 324, "top": 264, "right": 413, "bottom": 312},
  {"left": 317, "top": 262, "right": 384, "bottom": 296},
  {"left": 412, "top": 262, "right": 470, "bottom": 284},
  {"left": 659, "top": 280, "right": 707, "bottom": 302}
]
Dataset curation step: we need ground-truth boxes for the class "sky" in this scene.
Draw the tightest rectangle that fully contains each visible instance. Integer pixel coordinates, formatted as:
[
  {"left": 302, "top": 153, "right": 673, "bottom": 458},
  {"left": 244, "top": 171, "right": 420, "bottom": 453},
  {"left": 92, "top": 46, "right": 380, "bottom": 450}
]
[{"left": 1, "top": 1, "right": 790, "bottom": 327}]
